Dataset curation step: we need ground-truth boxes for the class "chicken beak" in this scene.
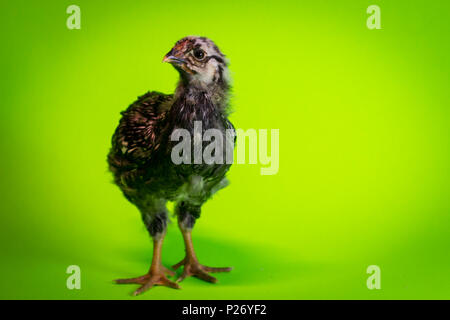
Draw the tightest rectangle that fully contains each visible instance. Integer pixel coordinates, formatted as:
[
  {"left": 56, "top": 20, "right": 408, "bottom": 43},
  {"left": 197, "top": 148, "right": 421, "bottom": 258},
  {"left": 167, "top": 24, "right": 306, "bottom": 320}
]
[
  {"left": 162, "top": 55, "right": 185, "bottom": 65},
  {"left": 163, "top": 52, "right": 195, "bottom": 75}
]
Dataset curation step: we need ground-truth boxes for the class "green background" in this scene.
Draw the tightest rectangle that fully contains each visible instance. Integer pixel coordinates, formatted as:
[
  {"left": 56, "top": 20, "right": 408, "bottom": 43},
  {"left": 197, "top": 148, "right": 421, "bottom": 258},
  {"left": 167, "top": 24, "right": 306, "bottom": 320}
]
[{"left": 1, "top": 0, "right": 449, "bottom": 299}]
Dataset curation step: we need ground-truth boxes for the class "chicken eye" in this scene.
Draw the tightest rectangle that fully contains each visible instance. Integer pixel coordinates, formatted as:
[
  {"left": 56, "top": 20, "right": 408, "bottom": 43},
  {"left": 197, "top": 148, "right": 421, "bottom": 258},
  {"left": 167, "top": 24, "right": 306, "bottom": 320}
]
[{"left": 193, "top": 48, "right": 205, "bottom": 60}]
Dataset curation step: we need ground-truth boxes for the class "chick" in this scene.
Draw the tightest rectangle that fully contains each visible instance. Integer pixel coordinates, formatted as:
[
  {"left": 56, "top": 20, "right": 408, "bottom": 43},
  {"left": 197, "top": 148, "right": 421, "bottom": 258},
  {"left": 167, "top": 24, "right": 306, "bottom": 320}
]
[{"left": 108, "top": 36, "right": 234, "bottom": 295}]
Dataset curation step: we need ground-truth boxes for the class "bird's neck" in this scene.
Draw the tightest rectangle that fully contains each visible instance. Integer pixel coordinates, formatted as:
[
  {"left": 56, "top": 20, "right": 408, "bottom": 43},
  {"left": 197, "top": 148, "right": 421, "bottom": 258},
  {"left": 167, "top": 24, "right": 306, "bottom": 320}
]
[
  {"left": 173, "top": 78, "right": 230, "bottom": 113},
  {"left": 167, "top": 80, "right": 229, "bottom": 132}
]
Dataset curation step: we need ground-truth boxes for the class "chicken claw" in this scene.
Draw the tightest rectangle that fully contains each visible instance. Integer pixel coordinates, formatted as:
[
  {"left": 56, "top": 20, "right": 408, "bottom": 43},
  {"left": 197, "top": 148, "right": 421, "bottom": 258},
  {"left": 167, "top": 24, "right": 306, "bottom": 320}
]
[
  {"left": 172, "top": 258, "right": 232, "bottom": 283},
  {"left": 115, "top": 268, "right": 180, "bottom": 296}
]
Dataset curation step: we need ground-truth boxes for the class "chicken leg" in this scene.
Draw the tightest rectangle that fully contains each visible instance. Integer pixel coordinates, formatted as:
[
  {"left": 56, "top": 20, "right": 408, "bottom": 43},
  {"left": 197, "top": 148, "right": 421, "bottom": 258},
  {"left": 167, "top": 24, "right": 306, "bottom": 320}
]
[
  {"left": 172, "top": 222, "right": 232, "bottom": 283},
  {"left": 115, "top": 235, "right": 179, "bottom": 295}
]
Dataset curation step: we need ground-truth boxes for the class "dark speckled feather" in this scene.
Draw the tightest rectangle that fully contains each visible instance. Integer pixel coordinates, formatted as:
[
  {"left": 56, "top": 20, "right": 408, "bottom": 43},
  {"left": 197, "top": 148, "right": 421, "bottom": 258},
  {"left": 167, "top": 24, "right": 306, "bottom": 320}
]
[{"left": 108, "top": 91, "right": 172, "bottom": 194}]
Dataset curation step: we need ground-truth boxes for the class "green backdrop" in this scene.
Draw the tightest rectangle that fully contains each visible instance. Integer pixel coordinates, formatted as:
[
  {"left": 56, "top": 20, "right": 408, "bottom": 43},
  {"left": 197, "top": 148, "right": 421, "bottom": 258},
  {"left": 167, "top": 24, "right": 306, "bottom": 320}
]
[{"left": 1, "top": 0, "right": 449, "bottom": 299}]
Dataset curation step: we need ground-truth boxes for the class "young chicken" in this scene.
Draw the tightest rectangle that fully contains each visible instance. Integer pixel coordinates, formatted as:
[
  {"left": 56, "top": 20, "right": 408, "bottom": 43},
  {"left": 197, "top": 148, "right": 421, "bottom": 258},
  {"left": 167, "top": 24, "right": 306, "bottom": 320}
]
[{"left": 107, "top": 36, "right": 234, "bottom": 295}]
